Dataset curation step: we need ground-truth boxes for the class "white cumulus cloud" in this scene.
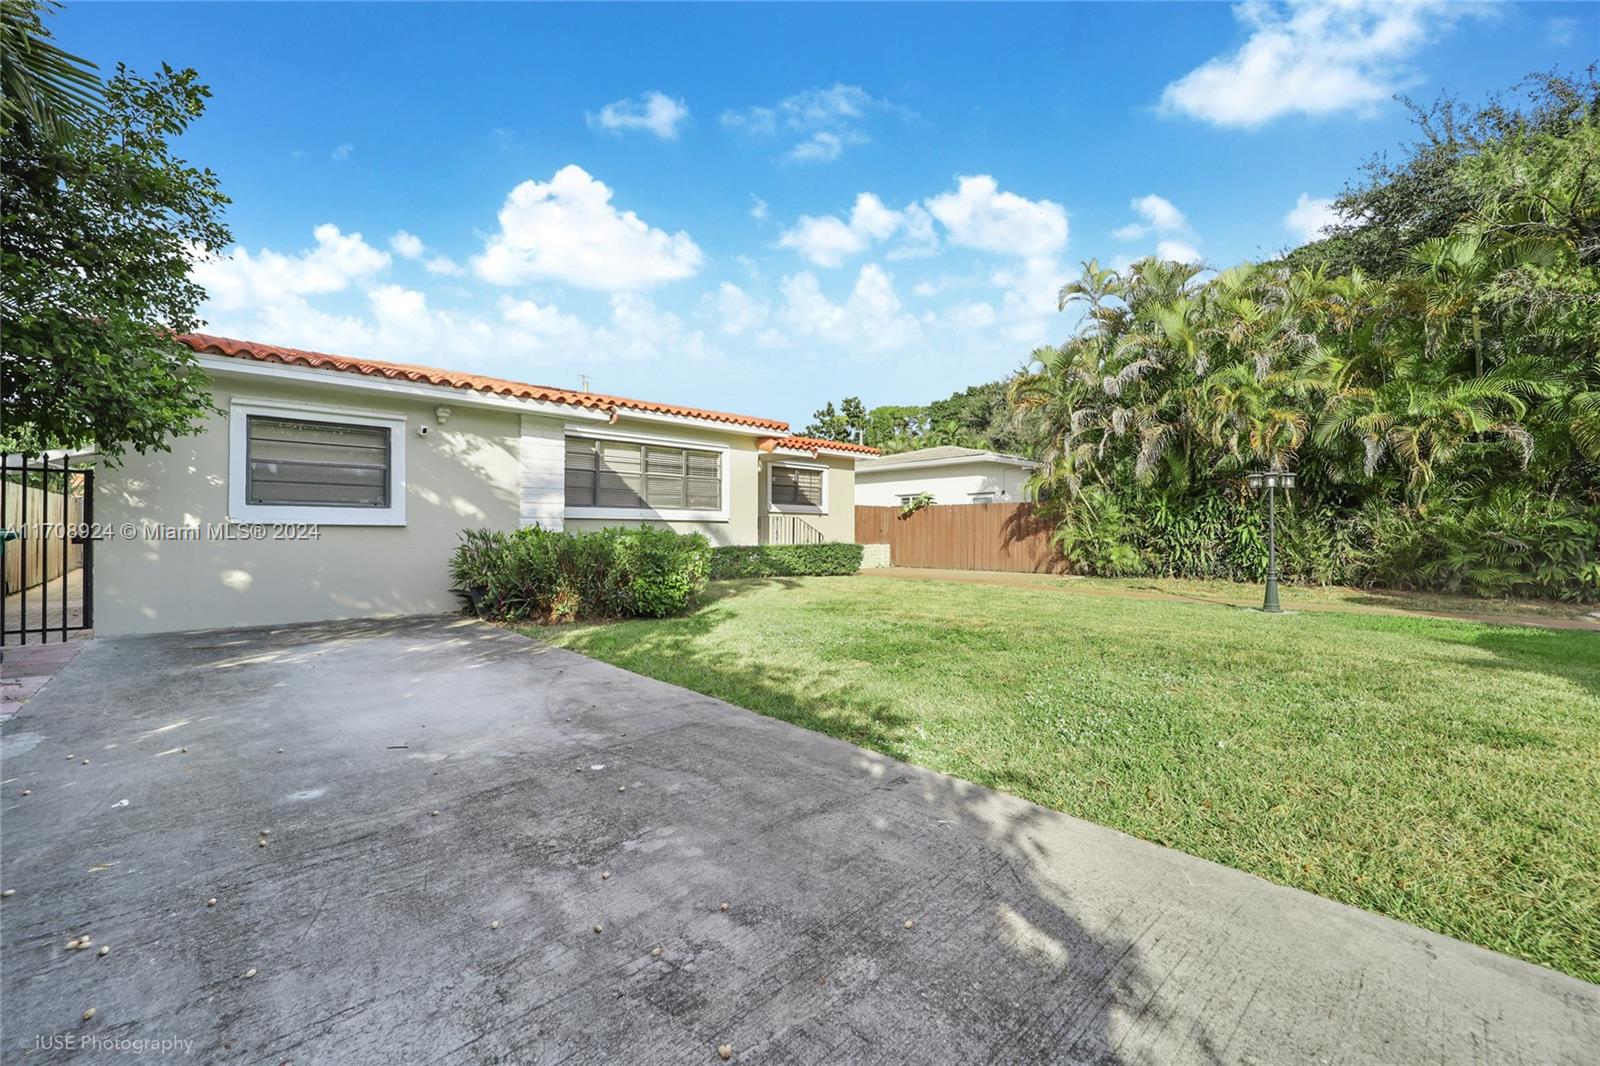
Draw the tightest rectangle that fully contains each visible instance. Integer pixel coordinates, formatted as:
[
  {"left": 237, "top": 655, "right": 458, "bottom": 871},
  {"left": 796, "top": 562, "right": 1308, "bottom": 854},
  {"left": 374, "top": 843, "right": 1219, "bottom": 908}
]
[
  {"left": 1159, "top": 1, "right": 1495, "bottom": 129},
  {"left": 587, "top": 91, "right": 691, "bottom": 140},
  {"left": 193, "top": 224, "right": 391, "bottom": 313},
  {"left": 389, "top": 230, "right": 425, "bottom": 259},
  {"left": 777, "top": 193, "right": 937, "bottom": 268},
  {"left": 1155, "top": 239, "right": 1203, "bottom": 264},
  {"left": 1283, "top": 193, "right": 1342, "bottom": 244},
  {"left": 780, "top": 263, "right": 922, "bottom": 352},
  {"left": 1112, "top": 194, "right": 1188, "bottom": 240},
  {"left": 925, "top": 175, "right": 1069, "bottom": 260},
  {"left": 472, "top": 165, "right": 703, "bottom": 290}
]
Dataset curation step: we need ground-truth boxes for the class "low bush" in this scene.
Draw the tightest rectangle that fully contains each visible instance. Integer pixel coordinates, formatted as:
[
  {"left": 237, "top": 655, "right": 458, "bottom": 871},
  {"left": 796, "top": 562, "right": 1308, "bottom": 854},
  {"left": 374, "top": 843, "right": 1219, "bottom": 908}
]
[
  {"left": 449, "top": 526, "right": 711, "bottom": 623},
  {"left": 709, "top": 542, "right": 864, "bottom": 580}
]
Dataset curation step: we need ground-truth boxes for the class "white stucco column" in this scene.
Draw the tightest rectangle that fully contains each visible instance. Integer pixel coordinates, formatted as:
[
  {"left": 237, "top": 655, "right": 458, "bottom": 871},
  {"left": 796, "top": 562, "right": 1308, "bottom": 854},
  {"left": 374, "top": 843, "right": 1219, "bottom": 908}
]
[{"left": 519, "top": 415, "right": 564, "bottom": 530}]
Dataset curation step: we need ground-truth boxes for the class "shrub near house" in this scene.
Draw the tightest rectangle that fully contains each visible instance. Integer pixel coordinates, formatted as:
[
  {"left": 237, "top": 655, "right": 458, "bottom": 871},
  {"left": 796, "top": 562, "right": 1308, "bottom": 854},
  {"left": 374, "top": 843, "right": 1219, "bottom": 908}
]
[
  {"left": 709, "top": 543, "right": 864, "bottom": 579},
  {"left": 451, "top": 526, "right": 711, "bottom": 623}
]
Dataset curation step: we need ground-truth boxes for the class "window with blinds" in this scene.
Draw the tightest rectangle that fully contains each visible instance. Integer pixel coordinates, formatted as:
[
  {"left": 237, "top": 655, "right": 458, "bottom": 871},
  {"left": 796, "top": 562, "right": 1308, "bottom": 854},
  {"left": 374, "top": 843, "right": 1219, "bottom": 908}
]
[
  {"left": 771, "top": 465, "right": 823, "bottom": 509},
  {"left": 245, "top": 416, "right": 391, "bottom": 507},
  {"left": 565, "top": 437, "right": 721, "bottom": 511}
]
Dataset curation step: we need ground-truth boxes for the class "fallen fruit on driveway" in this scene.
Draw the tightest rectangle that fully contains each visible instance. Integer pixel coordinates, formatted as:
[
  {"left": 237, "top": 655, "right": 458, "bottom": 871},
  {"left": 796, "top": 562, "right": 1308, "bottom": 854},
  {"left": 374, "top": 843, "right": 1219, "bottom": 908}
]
[
  {"left": 718, "top": 1044, "right": 733, "bottom": 1060},
  {"left": 1, "top": 889, "right": 14, "bottom": 898},
  {"left": 82, "top": 1008, "right": 96, "bottom": 1021},
  {"left": 651, "top": 946, "right": 662, "bottom": 958},
  {"left": 593, "top": 924, "right": 603, "bottom": 934},
  {"left": 243, "top": 968, "right": 257, "bottom": 979},
  {"left": 904, "top": 919, "right": 915, "bottom": 929},
  {"left": 206, "top": 898, "right": 217, "bottom": 907},
  {"left": 98, "top": 945, "right": 110, "bottom": 957},
  {"left": 490, "top": 920, "right": 501, "bottom": 930}
]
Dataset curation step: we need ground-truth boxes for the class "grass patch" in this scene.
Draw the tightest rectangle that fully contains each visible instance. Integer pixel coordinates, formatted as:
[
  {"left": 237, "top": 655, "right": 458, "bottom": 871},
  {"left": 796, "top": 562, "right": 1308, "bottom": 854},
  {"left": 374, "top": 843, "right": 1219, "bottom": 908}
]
[{"left": 539, "top": 576, "right": 1600, "bottom": 982}]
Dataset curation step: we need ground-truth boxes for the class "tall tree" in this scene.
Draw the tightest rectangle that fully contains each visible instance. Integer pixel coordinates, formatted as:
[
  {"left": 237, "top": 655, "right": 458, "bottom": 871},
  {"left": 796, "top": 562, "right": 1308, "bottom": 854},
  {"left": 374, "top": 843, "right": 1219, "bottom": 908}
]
[{"left": 2, "top": 46, "right": 230, "bottom": 459}]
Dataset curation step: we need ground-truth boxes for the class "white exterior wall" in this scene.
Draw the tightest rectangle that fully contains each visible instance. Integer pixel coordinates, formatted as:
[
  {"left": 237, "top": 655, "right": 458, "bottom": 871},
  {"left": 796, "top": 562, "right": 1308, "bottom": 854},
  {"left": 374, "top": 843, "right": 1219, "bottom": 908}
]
[
  {"left": 94, "top": 373, "right": 527, "bottom": 635},
  {"left": 855, "top": 460, "right": 1033, "bottom": 506},
  {"left": 91, "top": 362, "right": 865, "bottom": 634}
]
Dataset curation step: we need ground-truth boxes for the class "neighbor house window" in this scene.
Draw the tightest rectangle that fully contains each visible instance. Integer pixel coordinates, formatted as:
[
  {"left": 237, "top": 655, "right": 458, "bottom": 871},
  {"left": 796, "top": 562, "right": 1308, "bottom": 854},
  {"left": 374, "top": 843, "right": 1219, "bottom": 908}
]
[
  {"left": 769, "top": 464, "right": 825, "bottom": 512},
  {"left": 969, "top": 492, "right": 996, "bottom": 504},
  {"left": 565, "top": 436, "right": 722, "bottom": 512},
  {"left": 228, "top": 400, "right": 407, "bottom": 525},
  {"left": 246, "top": 416, "right": 391, "bottom": 507}
]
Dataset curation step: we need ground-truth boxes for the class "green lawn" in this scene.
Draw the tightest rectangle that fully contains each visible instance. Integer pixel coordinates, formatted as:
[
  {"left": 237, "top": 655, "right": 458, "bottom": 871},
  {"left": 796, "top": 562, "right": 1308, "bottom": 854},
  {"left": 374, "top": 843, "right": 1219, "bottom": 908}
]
[{"left": 539, "top": 576, "right": 1600, "bottom": 983}]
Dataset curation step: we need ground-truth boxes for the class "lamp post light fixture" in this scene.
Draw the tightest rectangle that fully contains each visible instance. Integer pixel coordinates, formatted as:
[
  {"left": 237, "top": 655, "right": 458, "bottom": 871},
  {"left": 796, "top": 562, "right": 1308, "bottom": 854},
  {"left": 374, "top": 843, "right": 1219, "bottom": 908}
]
[{"left": 1245, "top": 465, "right": 1296, "bottom": 613}]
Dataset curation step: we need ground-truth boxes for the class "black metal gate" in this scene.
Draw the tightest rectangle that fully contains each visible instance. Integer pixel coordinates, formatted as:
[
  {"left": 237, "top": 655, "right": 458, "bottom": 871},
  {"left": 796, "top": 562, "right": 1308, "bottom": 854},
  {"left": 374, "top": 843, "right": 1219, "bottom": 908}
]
[{"left": 2, "top": 453, "right": 95, "bottom": 645}]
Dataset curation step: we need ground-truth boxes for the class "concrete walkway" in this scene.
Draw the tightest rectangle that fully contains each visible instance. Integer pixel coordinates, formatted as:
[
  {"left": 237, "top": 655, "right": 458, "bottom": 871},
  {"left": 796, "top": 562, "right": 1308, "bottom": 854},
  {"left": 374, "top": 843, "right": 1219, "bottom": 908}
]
[
  {"left": 1, "top": 618, "right": 1595, "bottom": 1064},
  {"left": 861, "top": 566, "right": 1600, "bottom": 632},
  {"left": 3, "top": 567, "right": 88, "bottom": 643}
]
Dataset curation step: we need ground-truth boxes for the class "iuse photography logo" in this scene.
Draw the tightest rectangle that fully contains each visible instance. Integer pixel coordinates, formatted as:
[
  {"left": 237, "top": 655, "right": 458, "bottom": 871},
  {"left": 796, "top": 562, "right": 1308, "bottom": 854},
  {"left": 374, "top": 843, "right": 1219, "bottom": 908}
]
[{"left": 27, "top": 1033, "right": 195, "bottom": 1055}]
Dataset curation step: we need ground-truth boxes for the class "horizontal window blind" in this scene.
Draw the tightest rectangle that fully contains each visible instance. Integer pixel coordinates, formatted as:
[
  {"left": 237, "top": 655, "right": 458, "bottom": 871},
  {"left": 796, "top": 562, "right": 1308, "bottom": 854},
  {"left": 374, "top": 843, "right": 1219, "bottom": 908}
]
[
  {"left": 246, "top": 416, "right": 390, "bottom": 507},
  {"left": 565, "top": 436, "right": 720, "bottom": 511},
  {"left": 771, "top": 466, "right": 822, "bottom": 508}
]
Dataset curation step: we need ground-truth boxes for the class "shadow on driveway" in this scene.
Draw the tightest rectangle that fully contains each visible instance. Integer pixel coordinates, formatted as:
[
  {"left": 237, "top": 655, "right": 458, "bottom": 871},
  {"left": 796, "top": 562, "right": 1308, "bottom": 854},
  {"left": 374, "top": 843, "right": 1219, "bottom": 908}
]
[{"left": 0, "top": 616, "right": 1593, "bottom": 1064}]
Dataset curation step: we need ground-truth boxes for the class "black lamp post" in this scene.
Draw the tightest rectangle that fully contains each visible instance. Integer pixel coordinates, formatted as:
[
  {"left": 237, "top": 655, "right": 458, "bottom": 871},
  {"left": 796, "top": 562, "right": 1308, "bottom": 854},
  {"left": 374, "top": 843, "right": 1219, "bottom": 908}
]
[{"left": 1245, "top": 465, "right": 1296, "bottom": 613}]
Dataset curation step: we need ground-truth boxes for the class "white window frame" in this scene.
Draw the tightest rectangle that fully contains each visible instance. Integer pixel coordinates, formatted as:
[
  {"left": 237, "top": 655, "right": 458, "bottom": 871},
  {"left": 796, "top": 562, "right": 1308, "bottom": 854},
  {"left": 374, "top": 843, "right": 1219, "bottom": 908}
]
[
  {"left": 563, "top": 425, "right": 730, "bottom": 523},
  {"left": 969, "top": 492, "right": 996, "bottom": 504},
  {"left": 228, "top": 397, "right": 407, "bottom": 526},
  {"left": 767, "top": 461, "right": 827, "bottom": 515}
]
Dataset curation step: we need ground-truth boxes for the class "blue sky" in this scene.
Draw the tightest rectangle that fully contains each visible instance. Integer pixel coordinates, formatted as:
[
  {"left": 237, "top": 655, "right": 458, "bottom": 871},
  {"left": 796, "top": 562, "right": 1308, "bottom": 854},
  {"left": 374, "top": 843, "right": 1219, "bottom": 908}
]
[{"left": 57, "top": 1, "right": 1597, "bottom": 427}]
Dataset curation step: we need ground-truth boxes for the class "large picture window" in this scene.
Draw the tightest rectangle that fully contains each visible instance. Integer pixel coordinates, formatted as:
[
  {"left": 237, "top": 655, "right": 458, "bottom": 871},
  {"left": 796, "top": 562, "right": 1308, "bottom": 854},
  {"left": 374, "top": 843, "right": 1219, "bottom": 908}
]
[
  {"left": 246, "top": 416, "right": 391, "bottom": 508},
  {"left": 769, "top": 464, "right": 825, "bottom": 512},
  {"left": 565, "top": 436, "right": 722, "bottom": 512}
]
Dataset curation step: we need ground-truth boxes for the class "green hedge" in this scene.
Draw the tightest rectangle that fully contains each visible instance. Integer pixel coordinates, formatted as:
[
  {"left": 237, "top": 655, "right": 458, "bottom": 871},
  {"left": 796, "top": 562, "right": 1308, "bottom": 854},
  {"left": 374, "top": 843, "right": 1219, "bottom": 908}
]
[
  {"left": 709, "top": 542, "right": 864, "bottom": 580},
  {"left": 449, "top": 526, "right": 711, "bottom": 623}
]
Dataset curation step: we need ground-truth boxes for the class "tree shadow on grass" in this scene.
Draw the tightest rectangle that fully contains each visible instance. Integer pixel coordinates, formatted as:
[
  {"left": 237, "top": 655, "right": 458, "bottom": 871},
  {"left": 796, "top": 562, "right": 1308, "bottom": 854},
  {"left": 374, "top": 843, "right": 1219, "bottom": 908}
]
[
  {"left": 1459, "top": 625, "right": 1600, "bottom": 702},
  {"left": 548, "top": 604, "right": 1235, "bottom": 1063}
]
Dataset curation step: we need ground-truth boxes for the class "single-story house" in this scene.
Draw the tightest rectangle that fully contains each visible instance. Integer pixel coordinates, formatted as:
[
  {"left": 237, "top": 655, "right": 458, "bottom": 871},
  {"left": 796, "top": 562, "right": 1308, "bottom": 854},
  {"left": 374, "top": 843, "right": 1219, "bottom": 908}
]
[
  {"left": 854, "top": 446, "right": 1037, "bottom": 507},
  {"left": 92, "top": 333, "right": 877, "bottom": 635}
]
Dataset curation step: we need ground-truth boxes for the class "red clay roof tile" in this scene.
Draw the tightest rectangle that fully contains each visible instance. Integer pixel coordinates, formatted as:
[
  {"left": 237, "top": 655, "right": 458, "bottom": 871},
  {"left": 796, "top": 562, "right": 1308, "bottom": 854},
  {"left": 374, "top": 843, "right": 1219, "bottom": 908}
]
[
  {"left": 177, "top": 332, "right": 791, "bottom": 432},
  {"left": 760, "top": 435, "right": 881, "bottom": 456}
]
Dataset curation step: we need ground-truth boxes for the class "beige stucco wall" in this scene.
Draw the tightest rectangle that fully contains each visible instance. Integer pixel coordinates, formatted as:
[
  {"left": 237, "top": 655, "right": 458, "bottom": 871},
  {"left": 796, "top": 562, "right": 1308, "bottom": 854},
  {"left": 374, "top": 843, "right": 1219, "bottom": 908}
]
[
  {"left": 757, "top": 453, "right": 858, "bottom": 543},
  {"left": 92, "top": 368, "right": 866, "bottom": 634},
  {"left": 94, "top": 374, "right": 523, "bottom": 635}
]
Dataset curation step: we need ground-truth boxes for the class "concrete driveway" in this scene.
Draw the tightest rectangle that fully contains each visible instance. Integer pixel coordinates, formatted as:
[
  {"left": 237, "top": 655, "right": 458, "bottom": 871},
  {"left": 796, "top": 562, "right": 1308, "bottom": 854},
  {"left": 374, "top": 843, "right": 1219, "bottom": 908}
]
[{"left": 2, "top": 618, "right": 1595, "bottom": 1064}]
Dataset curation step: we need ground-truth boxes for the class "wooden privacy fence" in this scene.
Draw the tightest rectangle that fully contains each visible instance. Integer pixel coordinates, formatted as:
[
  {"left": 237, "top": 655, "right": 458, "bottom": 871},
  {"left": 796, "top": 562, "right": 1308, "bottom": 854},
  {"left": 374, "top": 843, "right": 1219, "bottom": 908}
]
[
  {"left": 854, "top": 503, "right": 1068, "bottom": 574},
  {"left": 3, "top": 474, "right": 86, "bottom": 595}
]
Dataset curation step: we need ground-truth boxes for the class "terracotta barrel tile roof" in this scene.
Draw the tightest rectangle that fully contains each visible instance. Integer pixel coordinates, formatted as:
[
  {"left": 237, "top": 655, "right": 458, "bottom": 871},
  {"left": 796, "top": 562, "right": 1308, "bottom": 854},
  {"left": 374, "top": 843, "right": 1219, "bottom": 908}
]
[
  {"left": 177, "top": 332, "right": 791, "bottom": 432},
  {"left": 759, "top": 435, "right": 881, "bottom": 456}
]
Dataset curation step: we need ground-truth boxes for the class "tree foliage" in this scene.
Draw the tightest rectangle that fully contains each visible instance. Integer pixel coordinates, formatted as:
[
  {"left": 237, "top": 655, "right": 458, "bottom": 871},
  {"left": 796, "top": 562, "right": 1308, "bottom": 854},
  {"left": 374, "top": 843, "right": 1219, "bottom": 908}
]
[
  {"left": 805, "top": 381, "right": 1033, "bottom": 456},
  {"left": 2, "top": 38, "right": 230, "bottom": 459},
  {"left": 1014, "top": 71, "right": 1599, "bottom": 599}
]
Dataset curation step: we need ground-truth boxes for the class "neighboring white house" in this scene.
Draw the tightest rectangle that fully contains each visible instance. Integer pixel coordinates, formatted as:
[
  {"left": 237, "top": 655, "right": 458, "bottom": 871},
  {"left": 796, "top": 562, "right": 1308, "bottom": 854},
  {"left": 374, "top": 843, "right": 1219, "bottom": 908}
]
[
  {"left": 854, "top": 446, "right": 1037, "bottom": 507},
  {"left": 90, "top": 333, "right": 877, "bottom": 635}
]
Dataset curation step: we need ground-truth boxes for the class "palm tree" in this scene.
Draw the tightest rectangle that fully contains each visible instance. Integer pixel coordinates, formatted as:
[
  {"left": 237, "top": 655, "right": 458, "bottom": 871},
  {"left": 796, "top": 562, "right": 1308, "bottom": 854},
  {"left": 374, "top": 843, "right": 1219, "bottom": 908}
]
[{"left": 1, "top": 0, "right": 101, "bottom": 140}]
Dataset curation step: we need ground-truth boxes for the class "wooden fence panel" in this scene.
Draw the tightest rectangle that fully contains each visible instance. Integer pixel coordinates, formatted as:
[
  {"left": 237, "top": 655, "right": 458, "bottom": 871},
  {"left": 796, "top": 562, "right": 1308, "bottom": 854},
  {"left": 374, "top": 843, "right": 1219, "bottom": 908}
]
[
  {"left": 3, "top": 476, "right": 85, "bottom": 595},
  {"left": 855, "top": 503, "right": 1067, "bottom": 574}
]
